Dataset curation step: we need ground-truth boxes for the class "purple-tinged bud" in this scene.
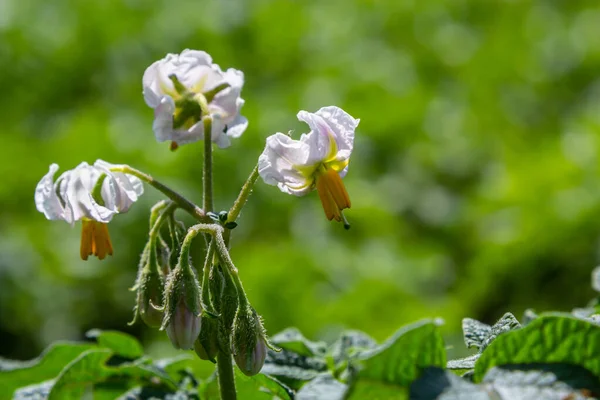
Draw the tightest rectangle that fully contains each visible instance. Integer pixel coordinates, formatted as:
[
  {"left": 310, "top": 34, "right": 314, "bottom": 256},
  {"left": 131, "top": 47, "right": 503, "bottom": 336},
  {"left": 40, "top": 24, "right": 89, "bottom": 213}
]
[
  {"left": 194, "top": 313, "right": 219, "bottom": 363},
  {"left": 161, "top": 255, "right": 203, "bottom": 350},
  {"left": 232, "top": 306, "right": 268, "bottom": 376},
  {"left": 165, "top": 295, "right": 202, "bottom": 349}
]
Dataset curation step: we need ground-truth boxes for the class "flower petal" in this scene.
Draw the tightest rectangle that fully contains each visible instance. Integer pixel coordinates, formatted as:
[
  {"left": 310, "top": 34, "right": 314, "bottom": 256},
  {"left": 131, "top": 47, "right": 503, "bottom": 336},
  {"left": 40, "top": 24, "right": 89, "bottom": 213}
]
[
  {"left": 35, "top": 163, "right": 67, "bottom": 221},
  {"left": 315, "top": 106, "right": 359, "bottom": 156},
  {"left": 142, "top": 60, "right": 164, "bottom": 108},
  {"left": 65, "top": 163, "right": 116, "bottom": 223},
  {"left": 94, "top": 160, "right": 144, "bottom": 213},
  {"left": 258, "top": 133, "right": 314, "bottom": 196},
  {"left": 297, "top": 112, "right": 335, "bottom": 164},
  {"left": 225, "top": 113, "right": 248, "bottom": 140},
  {"left": 298, "top": 106, "right": 359, "bottom": 164},
  {"left": 152, "top": 96, "right": 176, "bottom": 142}
]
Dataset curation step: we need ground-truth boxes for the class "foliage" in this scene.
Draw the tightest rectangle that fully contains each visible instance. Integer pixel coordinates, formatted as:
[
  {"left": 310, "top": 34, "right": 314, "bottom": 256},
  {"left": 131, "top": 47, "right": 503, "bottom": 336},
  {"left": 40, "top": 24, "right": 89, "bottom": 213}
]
[
  {"left": 1, "top": 0, "right": 600, "bottom": 363},
  {"left": 3, "top": 270, "right": 600, "bottom": 399}
]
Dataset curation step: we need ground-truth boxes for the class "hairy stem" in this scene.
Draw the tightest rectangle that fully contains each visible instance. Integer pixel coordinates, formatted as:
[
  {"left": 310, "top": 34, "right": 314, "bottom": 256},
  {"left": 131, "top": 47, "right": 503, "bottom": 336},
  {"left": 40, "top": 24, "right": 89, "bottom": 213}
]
[
  {"left": 217, "top": 351, "right": 237, "bottom": 400},
  {"left": 186, "top": 224, "right": 249, "bottom": 308},
  {"left": 110, "top": 165, "right": 211, "bottom": 223},
  {"left": 201, "top": 239, "right": 215, "bottom": 309},
  {"left": 203, "top": 116, "right": 214, "bottom": 213},
  {"left": 149, "top": 202, "right": 178, "bottom": 240},
  {"left": 224, "top": 164, "right": 259, "bottom": 246}
]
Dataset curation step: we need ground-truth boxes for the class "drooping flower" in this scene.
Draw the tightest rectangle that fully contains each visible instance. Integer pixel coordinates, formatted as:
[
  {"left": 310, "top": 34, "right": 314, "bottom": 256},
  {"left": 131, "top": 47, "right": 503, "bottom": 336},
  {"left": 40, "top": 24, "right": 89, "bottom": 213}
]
[
  {"left": 34, "top": 160, "right": 143, "bottom": 260},
  {"left": 143, "top": 49, "right": 247, "bottom": 149},
  {"left": 258, "top": 106, "right": 359, "bottom": 225}
]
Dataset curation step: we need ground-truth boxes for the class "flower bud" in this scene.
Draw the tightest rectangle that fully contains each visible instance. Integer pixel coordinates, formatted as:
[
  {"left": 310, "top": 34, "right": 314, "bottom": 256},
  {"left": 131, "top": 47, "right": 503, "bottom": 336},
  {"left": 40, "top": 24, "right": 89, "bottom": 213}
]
[
  {"left": 131, "top": 242, "right": 164, "bottom": 328},
  {"left": 161, "top": 257, "right": 202, "bottom": 350},
  {"left": 165, "top": 295, "right": 202, "bottom": 349},
  {"left": 232, "top": 305, "right": 267, "bottom": 376},
  {"left": 194, "top": 313, "right": 219, "bottom": 363}
]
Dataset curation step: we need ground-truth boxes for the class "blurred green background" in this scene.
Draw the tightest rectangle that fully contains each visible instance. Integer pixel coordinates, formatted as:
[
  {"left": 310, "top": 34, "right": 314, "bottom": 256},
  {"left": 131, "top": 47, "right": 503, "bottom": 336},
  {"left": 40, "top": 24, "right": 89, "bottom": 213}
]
[{"left": 1, "top": 0, "right": 600, "bottom": 366}]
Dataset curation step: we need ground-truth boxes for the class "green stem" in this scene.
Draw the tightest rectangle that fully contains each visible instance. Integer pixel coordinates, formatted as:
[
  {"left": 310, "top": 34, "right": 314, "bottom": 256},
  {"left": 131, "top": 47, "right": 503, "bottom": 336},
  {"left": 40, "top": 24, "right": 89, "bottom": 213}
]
[
  {"left": 149, "top": 200, "right": 170, "bottom": 228},
  {"left": 149, "top": 202, "right": 178, "bottom": 240},
  {"left": 217, "top": 351, "right": 237, "bottom": 400},
  {"left": 201, "top": 239, "right": 215, "bottom": 308},
  {"left": 110, "top": 165, "right": 211, "bottom": 223},
  {"left": 203, "top": 116, "right": 214, "bottom": 213},
  {"left": 224, "top": 164, "right": 259, "bottom": 246},
  {"left": 186, "top": 224, "right": 249, "bottom": 308},
  {"left": 227, "top": 165, "right": 259, "bottom": 223},
  {"left": 182, "top": 223, "right": 241, "bottom": 399}
]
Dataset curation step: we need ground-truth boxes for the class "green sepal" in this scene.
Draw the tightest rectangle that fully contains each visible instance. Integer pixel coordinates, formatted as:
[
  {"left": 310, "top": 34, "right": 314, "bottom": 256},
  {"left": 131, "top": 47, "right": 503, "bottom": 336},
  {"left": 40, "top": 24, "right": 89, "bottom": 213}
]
[
  {"left": 195, "top": 313, "right": 220, "bottom": 363},
  {"left": 204, "top": 82, "right": 230, "bottom": 103},
  {"left": 217, "top": 264, "right": 240, "bottom": 353},
  {"left": 90, "top": 173, "right": 108, "bottom": 207},
  {"left": 129, "top": 241, "right": 164, "bottom": 328}
]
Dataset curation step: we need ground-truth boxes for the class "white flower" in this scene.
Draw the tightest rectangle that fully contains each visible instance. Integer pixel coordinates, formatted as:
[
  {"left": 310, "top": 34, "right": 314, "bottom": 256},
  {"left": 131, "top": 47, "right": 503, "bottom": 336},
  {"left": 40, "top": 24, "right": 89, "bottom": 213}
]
[
  {"left": 143, "top": 49, "right": 247, "bottom": 149},
  {"left": 258, "top": 106, "right": 359, "bottom": 224},
  {"left": 35, "top": 160, "right": 144, "bottom": 260}
]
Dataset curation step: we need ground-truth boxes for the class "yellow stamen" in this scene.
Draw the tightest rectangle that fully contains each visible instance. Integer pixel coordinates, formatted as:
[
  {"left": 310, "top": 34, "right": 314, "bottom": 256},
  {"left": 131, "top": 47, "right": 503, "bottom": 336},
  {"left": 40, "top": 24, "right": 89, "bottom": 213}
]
[
  {"left": 80, "top": 220, "right": 114, "bottom": 261},
  {"left": 316, "top": 168, "right": 351, "bottom": 222}
]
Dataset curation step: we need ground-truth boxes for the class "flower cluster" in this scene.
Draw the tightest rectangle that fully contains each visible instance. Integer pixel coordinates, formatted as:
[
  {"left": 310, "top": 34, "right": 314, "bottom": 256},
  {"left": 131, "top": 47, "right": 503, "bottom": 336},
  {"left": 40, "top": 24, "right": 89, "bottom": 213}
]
[
  {"left": 35, "top": 160, "right": 143, "bottom": 260},
  {"left": 33, "top": 48, "right": 360, "bottom": 384}
]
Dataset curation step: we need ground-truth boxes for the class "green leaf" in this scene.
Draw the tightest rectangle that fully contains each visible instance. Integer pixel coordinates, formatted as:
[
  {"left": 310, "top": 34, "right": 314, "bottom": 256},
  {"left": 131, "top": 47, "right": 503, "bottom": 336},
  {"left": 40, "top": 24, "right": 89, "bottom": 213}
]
[
  {"left": 463, "top": 312, "right": 521, "bottom": 351},
  {"left": 236, "top": 372, "right": 293, "bottom": 400},
  {"left": 262, "top": 348, "right": 328, "bottom": 390},
  {"left": 47, "top": 348, "right": 176, "bottom": 399},
  {"left": 116, "top": 385, "right": 179, "bottom": 400},
  {"left": 450, "top": 313, "right": 522, "bottom": 372},
  {"left": 474, "top": 314, "right": 600, "bottom": 382},
  {"left": 482, "top": 364, "right": 600, "bottom": 398},
  {"left": 156, "top": 354, "right": 216, "bottom": 382},
  {"left": 522, "top": 309, "right": 539, "bottom": 325},
  {"left": 86, "top": 329, "right": 144, "bottom": 359},
  {"left": 13, "top": 380, "right": 54, "bottom": 400},
  {"left": 572, "top": 307, "right": 600, "bottom": 326},
  {"left": 410, "top": 367, "right": 485, "bottom": 400},
  {"left": 446, "top": 354, "right": 479, "bottom": 370},
  {"left": 411, "top": 365, "right": 600, "bottom": 400},
  {"left": 48, "top": 349, "right": 114, "bottom": 400},
  {"left": 199, "top": 370, "right": 293, "bottom": 400},
  {"left": 346, "top": 319, "right": 446, "bottom": 399},
  {"left": 296, "top": 373, "right": 347, "bottom": 400},
  {"left": 270, "top": 327, "right": 328, "bottom": 357},
  {"left": 0, "top": 342, "right": 96, "bottom": 397},
  {"left": 327, "top": 330, "right": 377, "bottom": 372}
]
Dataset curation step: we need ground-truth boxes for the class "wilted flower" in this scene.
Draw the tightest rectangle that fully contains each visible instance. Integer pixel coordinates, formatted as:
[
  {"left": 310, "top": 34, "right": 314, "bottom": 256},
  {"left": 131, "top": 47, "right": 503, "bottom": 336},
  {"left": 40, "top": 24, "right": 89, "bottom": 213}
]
[
  {"left": 232, "top": 305, "right": 268, "bottom": 376},
  {"left": 258, "top": 106, "right": 359, "bottom": 224},
  {"left": 143, "top": 49, "right": 247, "bottom": 149},
  {"left": 34, "top": 160, "right": 143, "bottom": 260}
]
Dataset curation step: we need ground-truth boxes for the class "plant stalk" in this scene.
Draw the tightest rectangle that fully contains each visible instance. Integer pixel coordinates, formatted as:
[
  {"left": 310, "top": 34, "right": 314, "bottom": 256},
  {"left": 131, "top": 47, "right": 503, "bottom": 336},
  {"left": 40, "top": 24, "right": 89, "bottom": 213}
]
[
  {"left": 110, "top": 165, "right": 211, "bottom": 223},
  {"left": 217, "top": 351, "right": 237, "bottom": 400},
  {"left": 224, "top": 164, "right": 259, "bottom": 246},
  {"left": 203, "top": 116, "right": 214, "bottom": 213}
]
